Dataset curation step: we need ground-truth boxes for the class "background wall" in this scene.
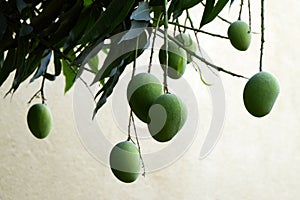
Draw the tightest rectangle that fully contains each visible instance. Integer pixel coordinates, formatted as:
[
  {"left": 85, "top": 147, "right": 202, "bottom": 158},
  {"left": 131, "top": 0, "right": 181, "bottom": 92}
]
[{"left": 1, "top": 1, "right": 300, "bottom": 199}]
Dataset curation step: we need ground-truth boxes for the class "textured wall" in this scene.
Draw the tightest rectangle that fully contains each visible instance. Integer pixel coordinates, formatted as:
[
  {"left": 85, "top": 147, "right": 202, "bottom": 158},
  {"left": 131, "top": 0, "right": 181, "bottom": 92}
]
[{"left": 1, "top": 1, "right": 300, "bottom": 199}]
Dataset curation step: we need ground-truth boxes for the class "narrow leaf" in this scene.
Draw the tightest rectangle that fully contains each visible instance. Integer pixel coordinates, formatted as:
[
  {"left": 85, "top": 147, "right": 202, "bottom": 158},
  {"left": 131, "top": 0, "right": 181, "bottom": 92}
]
[
  {"left": 16, "top": 0, "right": 27, "bottom": 12},
  {"left": 0, "top": 12, "right": 7, "bottom": 40},
  {"left": 0, "top": 49, "right": 16, "bottom": 87},
  {"left": 169, "top": 0, "right": 204, "bottom": 20},
  {"left": 87, "top": 55, "right": 99, "bottom": 73},
  {"left": 30, "top": 50, "right": 52, "bottom": 83},
  {"left": 53, "top": 51, "right": 62, "bottom": 76},
  {"left": 130, "top": 2, "right": 151, "bottom": 21},
  {"left": 79, "top": 0, "right": 135, "bottom": 44},
  {"left": 119, "top": 21, "right": 149, "bottom": 42},
  {"left": 200, "top": 0, "right": 215, "bottom": 27},
  {"left": 19, "top": 23, "right": 33, "bottom": 37},
  {"left": 62, "top": 60, "right": 78, "bottom": 93},
  {"left": 200, "top": 0, "right": 229, "bottom": 27}
]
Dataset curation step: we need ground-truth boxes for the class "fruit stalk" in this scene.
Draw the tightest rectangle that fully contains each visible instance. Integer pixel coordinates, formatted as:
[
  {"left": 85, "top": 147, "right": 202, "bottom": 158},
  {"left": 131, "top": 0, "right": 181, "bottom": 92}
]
[
  {"left": 259, "top": 0, "right": 265, "bottom": 72},
  {"left": 163, "top": 0, "right": 169, "bottom": 93}
]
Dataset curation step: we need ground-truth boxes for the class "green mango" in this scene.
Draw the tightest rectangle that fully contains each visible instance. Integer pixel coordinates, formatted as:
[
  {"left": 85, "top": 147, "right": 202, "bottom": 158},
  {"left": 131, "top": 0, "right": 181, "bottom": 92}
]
[
  {"left": 27, "top": 103, "right": 52, "bottom": 139},
  {"left": 109, "top": 141, "right": 140, "bottom": 183},
  {"left": 148, "top": 94, "right": 187, "bottom": 142},
  {"left": 127, "top": 73, "right": 163, "bottom": 123},
  {"left": 175, "top": 33, "right": 197, "bottom": 63},
  {"left": 227, "top": 20, "right": 251, "bottom": 51},
  {"left": 159, "top": 40, "right": 187, "bottom": 79},
  {"left": 243, "top": 71, "right": 280, "bottom": 117}
]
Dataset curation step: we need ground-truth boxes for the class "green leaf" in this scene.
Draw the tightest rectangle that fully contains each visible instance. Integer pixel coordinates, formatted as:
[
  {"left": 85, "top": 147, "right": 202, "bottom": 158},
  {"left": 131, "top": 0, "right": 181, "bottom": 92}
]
[
  {"left": 93, "top": 63, "right": 125, "bottom": 119},
  {"left": 87, "top": 55, "right": 99, "bottom": 73},
  {"left": 200, "top": 0, "right": 229, "bottom": 27},
  {"left": 62, "top": 58, "right": 77, "bottom": 93},
  {"left": 79, "top": 0, "right": 135, "bottom": 44},
  {"left": 84, "top": 0, "right": 93, "bottom": 6}
]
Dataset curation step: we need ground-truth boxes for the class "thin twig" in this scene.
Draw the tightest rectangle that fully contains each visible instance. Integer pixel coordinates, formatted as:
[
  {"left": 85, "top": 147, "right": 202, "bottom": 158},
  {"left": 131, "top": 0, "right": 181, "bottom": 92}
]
[
  {"left": 28, "top": 75, "right": 47, "bottom": 104},
  {"left": 259, "top": 0, "right": 264, "bottom": 71},
  {"left": 168, "top": 21, "right": 229, "bottom": 39},
  {"left": 238, "top": 0, "right": 244, "bottom": 20},
  {"left": 248, "top": 0, "right": 252, "bottom": 31},
  {"left": 148, "top": 13, "right": 163, "bottom": 73},
  {"left": 163, "top": 0, "right": 169, "bottom": 94},
  {"left": 131, "top": 115, "right": 146, "bottom": 177},
  {"left": 127, "top": 111, "right": 135, "bottom": 143}
]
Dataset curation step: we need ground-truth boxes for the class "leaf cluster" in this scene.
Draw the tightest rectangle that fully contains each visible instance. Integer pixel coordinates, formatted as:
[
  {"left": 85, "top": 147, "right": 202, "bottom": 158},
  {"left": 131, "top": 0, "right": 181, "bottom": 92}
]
[{"left": 0, "top": 0, "right": 230, "bottom": 115}]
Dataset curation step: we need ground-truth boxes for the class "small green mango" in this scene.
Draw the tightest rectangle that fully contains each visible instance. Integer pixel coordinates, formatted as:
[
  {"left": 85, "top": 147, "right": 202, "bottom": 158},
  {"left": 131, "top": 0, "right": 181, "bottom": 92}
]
[
  {"left": 109, "top": 141, "right": 140, "bottom": 183},
  {"left": 243, "top": 71, "right": 280, "bottom": 117},
  {"left": 27, "top": 103, "right": 52, "bottom": 139},
  {"left": 175, "top": 33, "right": 197, "bottom": 63},
  {"left": 148, "top": 94, "right": 187, "bottom": 142},
  {"left": 159, "top": 40, "right": 187, "bottom": 79},
  {"left": 228, "top": 20, "right": 251, "bottom": 51},
  {"left": 127, "top": 73, "right": 163, "bottom": 123}
]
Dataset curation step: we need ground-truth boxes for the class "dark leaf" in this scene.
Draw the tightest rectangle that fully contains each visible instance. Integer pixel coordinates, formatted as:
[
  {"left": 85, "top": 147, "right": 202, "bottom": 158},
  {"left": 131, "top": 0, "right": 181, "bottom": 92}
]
[
  {"left": 93, "top": 65, "right": 124, "bottom": 119},
  {"left": 92, "top": 32, "right": 149, "bottom": 117},
  {"left": 53, "top": 52, "right": 62, "bottom": 76},
  {"left": 200, "top": 0, "right": 229, "bottom": 27},
  {"left": 30, "top": 50, "right": 52, "bottom": 83},
  {"left": 149, "top": 0, "right": 170, "bottom": 6},
  {"left": 48, "top": 0, "right": 83, "bottom": 46},
  {"left": 19, "top": 23, "right": 33, "bottom": 37},
  {"left": 11, "top": 39, "right": 26, "bottom": 91},
  {"left": 16, "top": 0, "right": 27, "bottom": 12},
  {"left": 0, "top": 49, "right": 16, "bottom": 87},
  {"left": 168, "top": 0, "right": 203, "bottom": 20},
  {"left": 63, "top": 6, "right": 98, "bottom": 54},
  {"left": 79, "top": 0, "right": 135, "bottom": 44},
  {"left": 93, "top": 31, "right": 149, "bottom": 84},
  {"left": 0, "top": 11, "right": 7, "bottom": 40}
]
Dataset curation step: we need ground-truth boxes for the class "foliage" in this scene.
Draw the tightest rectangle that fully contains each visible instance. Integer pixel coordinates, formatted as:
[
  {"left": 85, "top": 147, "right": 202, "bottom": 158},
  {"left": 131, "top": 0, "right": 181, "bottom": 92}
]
[{"left": 0, "top": 0, "right": 237, "bottom": 115}]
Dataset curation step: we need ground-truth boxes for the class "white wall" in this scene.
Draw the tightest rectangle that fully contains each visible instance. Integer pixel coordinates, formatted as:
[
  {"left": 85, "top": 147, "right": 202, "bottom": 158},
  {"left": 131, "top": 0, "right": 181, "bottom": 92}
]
[{"left": 1, "top": 1, "right": 300, "bottom": 199}]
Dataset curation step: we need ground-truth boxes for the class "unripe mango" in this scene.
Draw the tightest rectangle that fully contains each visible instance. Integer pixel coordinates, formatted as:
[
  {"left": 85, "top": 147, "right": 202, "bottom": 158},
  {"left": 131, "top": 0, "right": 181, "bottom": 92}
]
[
  {"left": 148, "top": 94, "right": 187, "bottom": 142},
  {"left": 159, "top": 40, "right": 187, "bottom": 79},
  {"left": 175, "top": 33, "right": 197, "bottom": 63},
  {"left": 27, "top": 103, "right": 52, "bottom": 139},
  {"left": 127, "top": 73, "right": 163, "bottom": 123},
  {"left": 228, "top": 20, "right": 251, "bottom": 51},
  {"left": 109, "top": 141, "right": 141, "bottom": 183},
  {"left": 243, "top": 71, "right": 280, "bottom": 117}
]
